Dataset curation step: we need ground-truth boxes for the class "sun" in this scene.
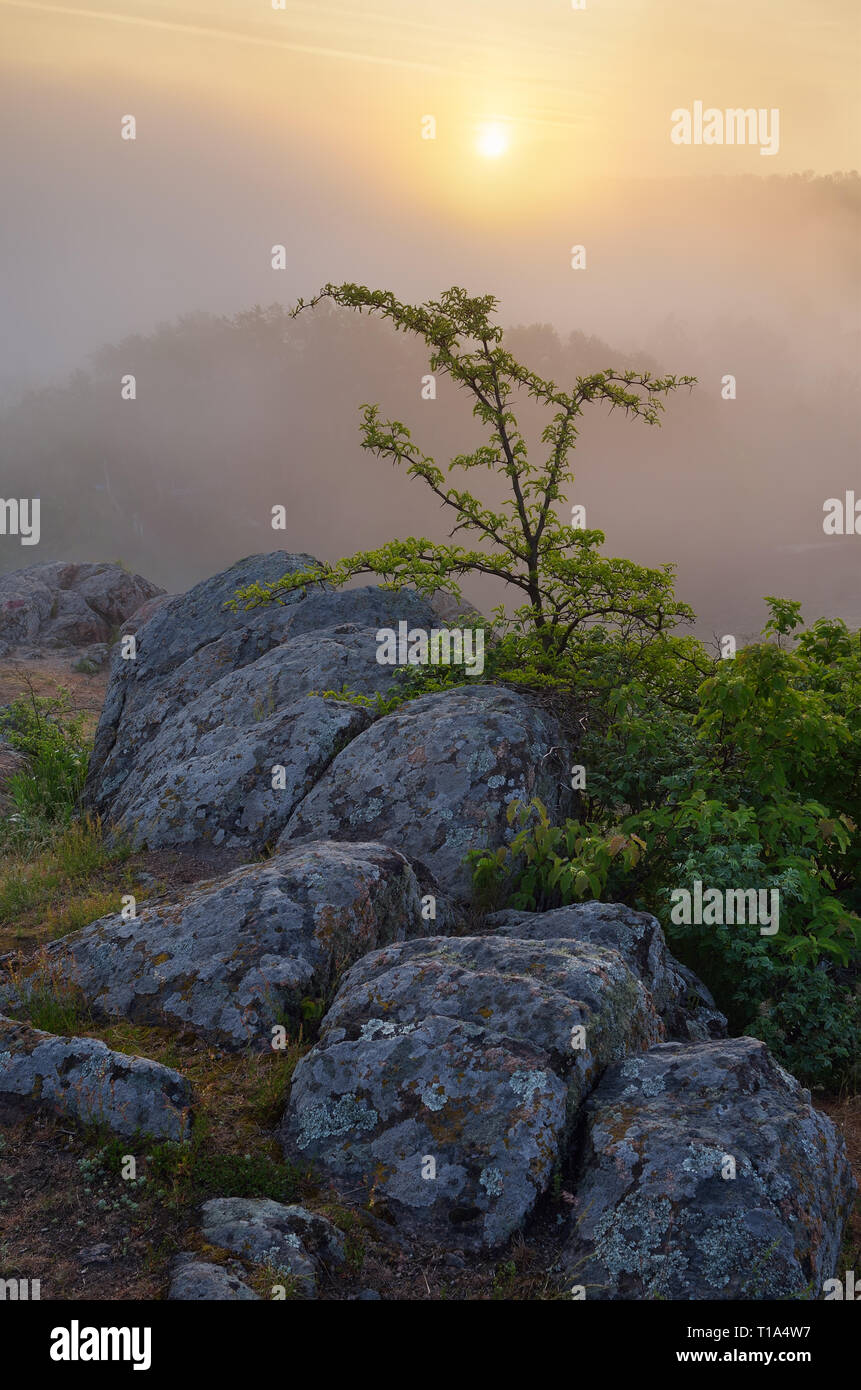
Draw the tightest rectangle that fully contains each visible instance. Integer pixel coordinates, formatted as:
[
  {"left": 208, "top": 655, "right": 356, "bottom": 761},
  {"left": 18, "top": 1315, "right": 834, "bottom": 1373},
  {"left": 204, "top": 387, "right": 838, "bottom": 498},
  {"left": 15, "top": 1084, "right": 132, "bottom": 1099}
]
[{"left": 475, "top": 121, "right": 510, "bottom": 158}]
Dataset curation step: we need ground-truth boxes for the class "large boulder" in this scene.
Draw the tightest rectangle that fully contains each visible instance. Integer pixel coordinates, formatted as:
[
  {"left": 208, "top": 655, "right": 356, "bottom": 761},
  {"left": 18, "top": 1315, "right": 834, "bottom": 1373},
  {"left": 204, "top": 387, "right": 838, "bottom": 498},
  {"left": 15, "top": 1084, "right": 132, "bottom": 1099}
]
[
  {"left": 487, "top": 903, "right": 726, "bottom": 1041},
  {"left": 279, "top": 931, "right": 665, "bottom": 1249},
  {"left": 284, "top": 1014, "right": 569, "bottom": 1252},
  {"left": 0, "top": 1013, "right": 191, "bottom": 1139},
  {"left": 84, "top": 553, "right": 445, "bottom": 851},
  {"left": 0, "top": 562, "right": 162, "bottom": 653},
  {"left": 560, "top": 1037, "right": 857, "bottom": 1300},
  {"left": 280, "top": 685, "right": 572, "bottom": 897},
  {"left": 1, "top": 842, "right": 444, "bottom": 1050}
]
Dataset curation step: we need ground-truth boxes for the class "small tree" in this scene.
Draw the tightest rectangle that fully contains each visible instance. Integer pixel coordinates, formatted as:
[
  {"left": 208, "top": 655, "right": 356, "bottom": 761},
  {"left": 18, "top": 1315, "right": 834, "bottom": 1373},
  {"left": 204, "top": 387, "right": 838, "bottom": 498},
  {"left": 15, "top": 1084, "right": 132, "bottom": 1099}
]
[{"left": 233, "top": 284, "right": 696, "bottom": 660}]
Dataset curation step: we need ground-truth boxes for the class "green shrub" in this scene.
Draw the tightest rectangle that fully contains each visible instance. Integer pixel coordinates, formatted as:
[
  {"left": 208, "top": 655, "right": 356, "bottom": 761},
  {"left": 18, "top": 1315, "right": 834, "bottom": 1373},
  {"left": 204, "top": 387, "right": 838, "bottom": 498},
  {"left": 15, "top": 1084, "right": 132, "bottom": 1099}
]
[
  {"left": 469, "top": 601, "right": 861, "bottom": 1089},
  {"left": 0, "top": 687, "right": 89, "bottom": 826}
]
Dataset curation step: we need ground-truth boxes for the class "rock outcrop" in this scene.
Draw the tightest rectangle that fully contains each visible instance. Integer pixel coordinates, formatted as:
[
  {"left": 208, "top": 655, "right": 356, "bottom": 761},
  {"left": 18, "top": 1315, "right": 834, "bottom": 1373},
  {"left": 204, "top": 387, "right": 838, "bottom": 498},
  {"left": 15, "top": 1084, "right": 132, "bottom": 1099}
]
[
  {"left": 83, "top": 553, "right": 572, "bottom": 872},
  {"left": 83, "top": 554, "right": 470, "bottom": 852},
  {"left": 1, "top": 551, "right": 853, "bottom": 1301},
  {"left": 0, "top": 562, "right": 162, "bottom": 654}
]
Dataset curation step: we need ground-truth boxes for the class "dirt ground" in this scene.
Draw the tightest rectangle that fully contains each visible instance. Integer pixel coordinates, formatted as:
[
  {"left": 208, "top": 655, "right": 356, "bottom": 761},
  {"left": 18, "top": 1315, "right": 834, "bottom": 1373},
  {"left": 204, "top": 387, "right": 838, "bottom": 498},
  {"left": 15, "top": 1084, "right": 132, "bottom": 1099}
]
[{"left": 0, "top": 652, "right": 109, "bottom": 725}]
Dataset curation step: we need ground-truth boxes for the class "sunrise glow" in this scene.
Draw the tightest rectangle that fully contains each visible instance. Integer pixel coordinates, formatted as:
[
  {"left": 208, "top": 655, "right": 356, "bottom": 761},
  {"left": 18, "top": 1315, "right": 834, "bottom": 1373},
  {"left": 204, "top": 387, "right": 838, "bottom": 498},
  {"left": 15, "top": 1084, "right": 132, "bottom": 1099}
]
[{"left": 476, "top": 121, "right": 510, "bottom": 158}]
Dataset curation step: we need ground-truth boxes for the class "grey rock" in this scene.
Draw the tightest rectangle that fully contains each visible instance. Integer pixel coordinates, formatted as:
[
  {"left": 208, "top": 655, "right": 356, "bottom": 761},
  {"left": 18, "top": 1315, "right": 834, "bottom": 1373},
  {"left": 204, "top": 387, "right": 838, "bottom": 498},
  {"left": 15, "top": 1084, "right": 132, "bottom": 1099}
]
[
  {"left": 121, "top": 593, "right": 176, "bottom": 635},
  {"left": 4, "top": 842, "right": 442, "bottom": 1050},
  {"left": 279, "top": 932, "right": 664, "bottom": 1249},
  {"left": 321, "top": 934, "right": 663, "bottom": 1083},
  {"left": 0, "top": 1013, "right": 192, "bottom": 1139},
  {"left": 95, "top": 677, "right": 372, "bottom": 852},
  {"left": 85, "top": 555, "right": 444, "bottom": 852},
  {"left": 85, "top": 551, "right": 319, "bottom": 802},
  {"left": 0, "top": 562, "right": 162, "bottom": 650},
  {"left": 561, "top": 1037, "right": 857, "bottom": 1300},
  {"left": 280, "top": 684, "right": 573, "bottom": 897},
  {"left": 41, "top": 588, "right": 111, "bottom": 647},
  {"left": 168, "top": 1255, "right": 261, "bottom": 1301},
  {"left": 200, "top": 1198, "right": 345, "bottom": 1299},
  {"left": 283, "top": 1014, "right": 568, "bottom": 1252},
  {"left": 487, "top": 903, "right": 727, "bottom": 1040}
]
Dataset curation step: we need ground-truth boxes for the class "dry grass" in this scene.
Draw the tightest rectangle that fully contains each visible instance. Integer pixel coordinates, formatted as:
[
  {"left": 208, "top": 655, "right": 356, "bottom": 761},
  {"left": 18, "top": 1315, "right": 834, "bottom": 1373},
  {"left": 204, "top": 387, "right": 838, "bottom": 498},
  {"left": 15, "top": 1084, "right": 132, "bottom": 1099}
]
[{"left": 0, "top": 816, "right": 136, "bottom": 952}]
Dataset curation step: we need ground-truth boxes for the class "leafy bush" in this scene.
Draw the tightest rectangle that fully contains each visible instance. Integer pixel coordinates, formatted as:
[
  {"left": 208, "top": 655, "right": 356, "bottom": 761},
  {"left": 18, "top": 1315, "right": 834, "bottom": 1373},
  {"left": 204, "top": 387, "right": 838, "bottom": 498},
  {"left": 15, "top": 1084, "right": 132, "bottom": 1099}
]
[{"left": 470, "top": 600, "right": 860, "bottom": 1089}]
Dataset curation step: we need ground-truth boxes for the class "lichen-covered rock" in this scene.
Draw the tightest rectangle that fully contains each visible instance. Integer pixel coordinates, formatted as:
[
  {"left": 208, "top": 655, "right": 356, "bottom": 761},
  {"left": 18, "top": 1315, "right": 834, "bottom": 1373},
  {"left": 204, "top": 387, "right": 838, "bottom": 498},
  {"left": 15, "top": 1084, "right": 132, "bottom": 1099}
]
[
  {"left": 3, "top": 842, "right": 442, "bottom": 1050},
  {"left": 321, "top": 934, "right": 663, "bottom": 1085},
  {"left": 560, "top": 1037, "right": 857, "bottom": 1300},
  {"left": 279, "top": 933, "right": 664, "bottom": 1248},
  {"left": 199, "top": 1199, "right": 345, "bottom": 1299},
  {"left": 284, "top": 1016, "right": 567, "bottom": 1252},
  {"left": 91, "top": 672, "right": 372, "bottom": 852},
  {"left": 0, "top": 562, "right": 162, "bottom": 650},
  {"left": 280, "top": 685, "right": 573, "bottom": 897},
  {"left": 84, "top": 554, "right": 443, "bottom": 851},
  {"left": 0, "top": 1014, "right": 191, "bottom": 1139},
  {"left": 487, "top": 903, "right": 726, "bottom": 1041},
  {"left": 168, "top": 1255, "right": 261, "bottom": 1301}
]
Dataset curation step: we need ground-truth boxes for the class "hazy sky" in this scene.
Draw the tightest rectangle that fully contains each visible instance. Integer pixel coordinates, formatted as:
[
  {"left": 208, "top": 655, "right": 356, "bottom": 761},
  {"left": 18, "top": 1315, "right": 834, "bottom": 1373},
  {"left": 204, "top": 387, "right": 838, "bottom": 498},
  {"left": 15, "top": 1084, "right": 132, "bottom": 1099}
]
[
  {"left": 2, "top": 0, "right": 857, "bottom": 177},
  {"left": 0, "top": 1, "right": 858, "bottom": 637},
  {"left": 1, "top": 0, "right": 858, "bottom": 384}
]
